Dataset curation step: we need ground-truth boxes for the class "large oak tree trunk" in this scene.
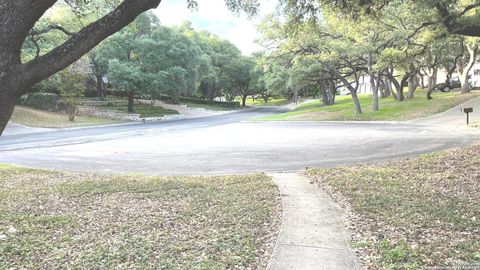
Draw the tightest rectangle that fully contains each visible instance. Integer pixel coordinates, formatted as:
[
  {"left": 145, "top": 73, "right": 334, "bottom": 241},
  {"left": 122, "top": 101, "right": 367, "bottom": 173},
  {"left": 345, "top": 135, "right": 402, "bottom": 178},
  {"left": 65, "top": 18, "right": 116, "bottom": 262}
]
[
  {"left": 262, "top": 95, "right": 269, "bottom": 103},
  {"left": 0, "top": 51, "right": 27, "bottom": 135},
  {"left": 371, "top": 76, "right": 378, "bottom": 111},
  {"left": 319, "top": 80, "right": 332, "bottom": 106},
  {"left": 460, "top": 73, "right": 471, "bottom": 93},
  {"left": 333, "top": 69, "right": 362, "bottom": 114},
  {"left": 407, "top": 77, "right": 417, "bottom": 99},
  {"left": 350, "top": 91, "right": 362, "bottom": 115},
  {"left": 96, "top": 74, "right": 105, "bottom": 98},
  {"left": 127, "top": 91, "right": 135, "bottom": 113},
  {"left": 390, "top": 87, "right": 397, "bottom": 99},
  {"left": 0, "top": 84, "right": 19, "bottom": 135},
  {"left": 368, "top": 54, "right": 378, "bottom": 111},
  {"left": 457, "top": 43, "right": 477, "bottom": 94},
  {"left": 328, "top": 80, "right": 336, "bottom": 105},
  {"left": 427, "top": 68, "right": 438, "bottom": 100},
  {"left": 390, "top": 72, "right": 409, "bottom": 102},
  {"left": 320, "top": 88, "right": 329, "bottom": 105},
  {"left": 407, "top": 63, "right": 418, "bottom": 99},
  {"left": 0, "top": 0, "right": 162, "bottom": 135},
  {"left": 385, "top": 69, "right": 401, "bottom": 100},
  {"left": 241, "top": 94, "right": 247, "bottom": 106},
  {"left": 382, "top": 77, "right": 392, "bottom": 98},
  {"left": 388, "top": 75, "right": 403, "bottom": 101}
]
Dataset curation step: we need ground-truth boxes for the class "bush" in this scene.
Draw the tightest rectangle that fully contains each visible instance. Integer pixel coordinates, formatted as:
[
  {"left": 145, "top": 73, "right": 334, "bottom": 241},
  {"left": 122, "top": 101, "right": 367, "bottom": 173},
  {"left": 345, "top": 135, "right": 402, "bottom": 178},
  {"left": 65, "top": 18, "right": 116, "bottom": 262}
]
[
  {"left": 180, "top": 96, "right": 240, "bottom": 107},
  {"left": 83, "top": 88, "right": 125, "bottom": 98},
  {"left": 17, "top": 93, "right": 60, "bottom": 111},
  {"left": 108, "top": 88, "right": 126, "bottom": 98},
  {"left": 30, "top": 80, "right": 59, "bottom": 94},
  {"left": 84, "top": 90, "right": 98, "bottom": 97},
  {"left": 157, "top": 95, "right": 177, "bottom": 104},
  {"left": 157, "top": 95, "right": 240, "bottom": 107}
]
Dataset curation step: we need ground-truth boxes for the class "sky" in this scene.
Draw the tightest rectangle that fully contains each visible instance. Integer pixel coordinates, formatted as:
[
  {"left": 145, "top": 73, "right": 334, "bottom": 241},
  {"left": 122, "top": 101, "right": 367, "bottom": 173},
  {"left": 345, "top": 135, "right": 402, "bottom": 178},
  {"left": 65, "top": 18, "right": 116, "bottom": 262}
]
[{"left": 154, "top": 0, "right": 278, "bottom": 55}]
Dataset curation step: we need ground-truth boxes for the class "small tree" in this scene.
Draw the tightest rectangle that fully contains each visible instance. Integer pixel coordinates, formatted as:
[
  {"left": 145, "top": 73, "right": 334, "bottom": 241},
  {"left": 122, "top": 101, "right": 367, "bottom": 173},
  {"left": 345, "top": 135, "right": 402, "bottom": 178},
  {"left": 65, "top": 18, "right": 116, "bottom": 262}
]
[
  {"left": 160, "top": 67, "right": 189, "bottom": 104},
  {"left": 107, "top": 59, "right": 144, "bottom": 113},
  {"left": 231, "top": 56, "right": 256, "bottom": 106},
  {"left": 456, "top": 38, "right": 479, "bottom": 94},
  {"left": 56, "top": 67, "right": 86, "bottom": 121}
]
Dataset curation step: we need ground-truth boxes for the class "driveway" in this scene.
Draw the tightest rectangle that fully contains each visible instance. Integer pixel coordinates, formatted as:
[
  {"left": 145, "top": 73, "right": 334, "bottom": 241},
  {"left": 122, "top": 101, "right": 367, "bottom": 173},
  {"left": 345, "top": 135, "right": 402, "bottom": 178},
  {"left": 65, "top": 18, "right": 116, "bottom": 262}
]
[
  {"left": 408, "top": 96, "right": 480, "bottom": 127},
  {"left": 1, "top": 107, "right": 478, "bottom": 175}
]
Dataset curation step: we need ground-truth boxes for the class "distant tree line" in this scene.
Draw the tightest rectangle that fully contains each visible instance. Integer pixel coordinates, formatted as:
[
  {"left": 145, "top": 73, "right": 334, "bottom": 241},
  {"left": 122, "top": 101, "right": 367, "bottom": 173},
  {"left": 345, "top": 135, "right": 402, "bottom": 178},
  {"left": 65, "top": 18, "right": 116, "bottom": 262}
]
[
  {"left": 21, "top": 7, "right": 271, "bottom": 113},
  {"left": 256, "top": 0, "right": 480, "bottom": 114},
  {"left": 1, "top": 0, "right": 479, "bottom": 134}
]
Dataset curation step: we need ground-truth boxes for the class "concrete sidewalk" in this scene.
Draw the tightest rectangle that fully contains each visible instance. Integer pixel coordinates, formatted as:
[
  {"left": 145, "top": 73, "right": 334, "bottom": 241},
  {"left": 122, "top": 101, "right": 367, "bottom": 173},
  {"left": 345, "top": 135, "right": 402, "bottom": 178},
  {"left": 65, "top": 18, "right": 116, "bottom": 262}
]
[
  {"left": 267, "top": 173, "right": 359, "bottom": 270},
  {"left": 408, "top": 96, "right": 480, "bottom": 127},
  {"left": 3, "top": 123, "right": 52, "bottom": 136}
]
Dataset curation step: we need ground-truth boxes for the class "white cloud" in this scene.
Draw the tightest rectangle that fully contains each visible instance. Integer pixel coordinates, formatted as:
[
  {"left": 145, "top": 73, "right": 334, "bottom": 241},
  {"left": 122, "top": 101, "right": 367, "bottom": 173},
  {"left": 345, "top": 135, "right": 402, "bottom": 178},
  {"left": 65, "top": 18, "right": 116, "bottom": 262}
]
[{"left": 154, "top": 0, "right": 278, "bottom": 55}]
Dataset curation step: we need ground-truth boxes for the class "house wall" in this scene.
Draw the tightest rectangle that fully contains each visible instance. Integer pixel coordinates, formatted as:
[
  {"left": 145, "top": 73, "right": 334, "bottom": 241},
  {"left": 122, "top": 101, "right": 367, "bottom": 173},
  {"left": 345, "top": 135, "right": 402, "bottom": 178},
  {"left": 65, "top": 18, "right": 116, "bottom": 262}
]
[{"left": 338, "top": 74, "right": 373, "bottom": 95}]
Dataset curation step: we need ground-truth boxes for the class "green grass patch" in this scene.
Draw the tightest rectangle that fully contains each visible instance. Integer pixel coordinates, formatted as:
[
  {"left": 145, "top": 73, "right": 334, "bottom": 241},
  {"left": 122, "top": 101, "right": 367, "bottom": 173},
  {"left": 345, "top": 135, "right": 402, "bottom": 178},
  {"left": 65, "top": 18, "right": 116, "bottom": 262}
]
[
  {"left": 242, "top": 97, "right": 290, "bottom": 107},
  {"left": 11, "top": 106, "right": 120, "bottom": 128},
  {"left": 0, "top": 164, "right": 13, "bottom": 170},
  {"left": 101, "top": 104, "right": 179, "bottom": 118},
  {"left": 0, "top": 167, "right": 280, "bottom": 269},
  {"left": 180, "top": 101, "right": 238, "bottom": 111},
  {"left": 306, "top": 145, "right": 480, "bottom": 269},
  {"left": 259, "top": 90, "right": 479, "bottom": 121}
]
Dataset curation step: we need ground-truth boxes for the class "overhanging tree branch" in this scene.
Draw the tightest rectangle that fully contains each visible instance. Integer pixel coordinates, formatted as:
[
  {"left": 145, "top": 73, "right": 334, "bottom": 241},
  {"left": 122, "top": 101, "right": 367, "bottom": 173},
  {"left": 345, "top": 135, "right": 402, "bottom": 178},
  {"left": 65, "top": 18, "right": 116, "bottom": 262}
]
[
  {"left": 19, "top": 0, "right": 162, "bottom": 88},
  {"left": 0, "top": 0, "right": 58, "bottom": 50},
  {"left": 436, "top": 2, "right": 480, "bottom": 37},
  {"left": 30, "top": 25, "right": 75, "bottom": 36},
  {"left": 459, "top": 1, "right": 480, "bottom": 17}
]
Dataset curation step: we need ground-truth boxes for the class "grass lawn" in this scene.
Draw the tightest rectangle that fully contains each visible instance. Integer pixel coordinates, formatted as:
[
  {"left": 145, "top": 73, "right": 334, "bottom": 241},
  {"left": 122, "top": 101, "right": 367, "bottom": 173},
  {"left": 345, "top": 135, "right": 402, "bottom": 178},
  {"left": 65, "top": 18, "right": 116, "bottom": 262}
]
[
  {"left": 243, "top": 97, "right": 290, "bottom": 107},
  {"left": 101, "top": 104, "right": 179, "bottom": 118},
  {"left": 11, "top": 106, "right": 119, "bottom": 128},
  {"left": 180, "top": 101, "right": 240, "bottom": 111},
  {"left": 0, "top": 167, "right": 281, "bottom": 269},
  {"left": 306, "top": 146, "right": 480, "bottom": 269},
  {"left": 259, "top": 90, "right": 480, "bottom": 121}
]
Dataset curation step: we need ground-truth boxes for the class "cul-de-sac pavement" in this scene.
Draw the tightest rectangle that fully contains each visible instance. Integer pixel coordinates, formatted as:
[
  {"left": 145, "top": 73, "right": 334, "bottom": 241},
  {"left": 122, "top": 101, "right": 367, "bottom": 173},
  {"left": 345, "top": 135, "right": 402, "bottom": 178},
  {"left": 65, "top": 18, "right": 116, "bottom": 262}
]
[{"left": 1, "top": 106, "right": 478, "bottom": 175}]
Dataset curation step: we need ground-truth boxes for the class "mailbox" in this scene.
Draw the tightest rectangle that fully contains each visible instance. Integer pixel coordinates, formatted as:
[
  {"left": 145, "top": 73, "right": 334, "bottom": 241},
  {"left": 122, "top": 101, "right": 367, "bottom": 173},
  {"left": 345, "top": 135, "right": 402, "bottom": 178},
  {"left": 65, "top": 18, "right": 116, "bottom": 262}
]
[
  {"left": 461, "top": 107, "right": 473, "bottom": 114},
  {"left": 461, "top": 107, "right": 473, "bottom": 125}
]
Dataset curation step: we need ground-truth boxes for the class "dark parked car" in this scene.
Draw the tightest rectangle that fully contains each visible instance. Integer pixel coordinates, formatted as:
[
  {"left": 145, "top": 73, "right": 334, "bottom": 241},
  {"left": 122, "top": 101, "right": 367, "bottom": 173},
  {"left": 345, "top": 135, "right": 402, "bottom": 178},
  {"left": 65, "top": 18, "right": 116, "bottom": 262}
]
[{"left": 434, "top": 78, "right": 472, "bottom": 92}]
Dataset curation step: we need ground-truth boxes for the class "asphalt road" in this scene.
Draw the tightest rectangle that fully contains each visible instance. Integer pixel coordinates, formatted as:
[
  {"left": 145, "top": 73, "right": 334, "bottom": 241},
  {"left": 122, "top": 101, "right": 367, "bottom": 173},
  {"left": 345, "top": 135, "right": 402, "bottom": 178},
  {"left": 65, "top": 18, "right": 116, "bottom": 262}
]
[{"left": 1, "top": 107, "right": 478, "bottom": 175}]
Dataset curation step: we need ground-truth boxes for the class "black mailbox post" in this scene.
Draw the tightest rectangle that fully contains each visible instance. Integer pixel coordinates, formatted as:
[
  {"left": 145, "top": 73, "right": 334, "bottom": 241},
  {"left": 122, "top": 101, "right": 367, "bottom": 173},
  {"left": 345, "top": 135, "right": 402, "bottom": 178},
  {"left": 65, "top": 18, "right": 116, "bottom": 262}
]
[{"left": 461, "top": 107, "right": 473, "bottom": 125}]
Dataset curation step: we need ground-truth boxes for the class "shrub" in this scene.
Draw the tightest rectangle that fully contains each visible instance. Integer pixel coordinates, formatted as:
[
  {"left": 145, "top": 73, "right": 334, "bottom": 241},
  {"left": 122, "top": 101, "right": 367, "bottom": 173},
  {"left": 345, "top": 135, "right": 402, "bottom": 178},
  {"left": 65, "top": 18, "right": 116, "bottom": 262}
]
[
  {"left": 83, "top": 88, "right": 125, "bottom": 98},
  {"left": 108, "top": 88, "right": 126, "bottom": 98},
  {"left": 30, "top": 80, "right": 59, "bottom": 94},
  {"left": 157, "top": 95, "right": 177, "bottom": 104},
  {"left": 84, "top": 90, "right": 98, "bottom": 97},
  {"left": 179, "top": 96, "right": 240, "bottom": 107},
  {"left": 17, "top": 93, "right": 60, "bottom": 111},
  {"left": 157, "top": 95, "right": 240, "bottom": 107}
]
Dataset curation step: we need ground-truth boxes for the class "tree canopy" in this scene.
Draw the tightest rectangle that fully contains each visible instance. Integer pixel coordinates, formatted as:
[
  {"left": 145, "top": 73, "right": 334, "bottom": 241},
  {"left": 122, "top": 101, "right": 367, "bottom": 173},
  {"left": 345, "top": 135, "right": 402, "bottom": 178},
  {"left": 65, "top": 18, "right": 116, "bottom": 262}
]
[
  {"left": 0, "top": 0, "right": 261, "bottom": 135},
  {"left": 255, "top": 0, "right": 480, "bottom": 114},
  {"left": 2, "top": 0, "right": 480, "bottom": 134}
]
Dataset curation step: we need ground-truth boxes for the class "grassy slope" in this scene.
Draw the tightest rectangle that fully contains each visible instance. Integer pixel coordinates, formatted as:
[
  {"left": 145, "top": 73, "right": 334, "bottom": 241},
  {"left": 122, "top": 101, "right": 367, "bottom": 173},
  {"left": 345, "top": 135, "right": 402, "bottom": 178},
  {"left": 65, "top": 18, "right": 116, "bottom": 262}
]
[
  {"left": 101, "top": 104, "right": 179, "bottom": 118},
  {"left": 306, "top": 146, "right": 480, "bottom": 269},
  {"left": 180, "top": 101, "right": 239, "bottom": 111},
  {"left": 244, "top": 98, "right": 290, "bottom": 107},
  {"left": 260, "top": 90, "right": 479, "bottom": 121},
  {"left": 0, "top": 167, "right": 281, "bottom": 269},
  {"left": 11, "top": 106, "right": 119, "bottom": 128}
]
